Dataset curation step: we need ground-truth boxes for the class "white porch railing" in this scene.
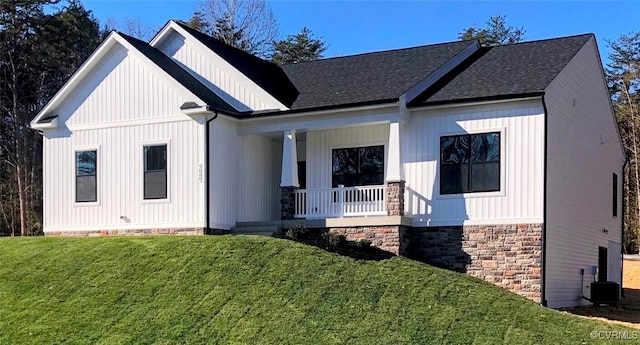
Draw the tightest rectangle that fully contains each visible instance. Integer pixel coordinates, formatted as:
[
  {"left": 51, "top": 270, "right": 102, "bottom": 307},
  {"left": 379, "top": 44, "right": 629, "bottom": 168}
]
[{"left": 294, "top": 185, "right": 387, "bottom": 218}]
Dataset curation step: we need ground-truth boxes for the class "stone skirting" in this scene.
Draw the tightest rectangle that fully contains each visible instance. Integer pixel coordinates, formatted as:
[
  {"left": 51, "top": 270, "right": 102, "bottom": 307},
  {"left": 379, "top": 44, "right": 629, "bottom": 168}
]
[
  {"left": 386, "top": 181, "right": 405, "bottom": 216},
  {"left": 280, "top": 186, "right": 297, "bottom": 220},
  {"left": 328, "top": 225, "right": 408, "bottom": 255},
  {"left": 405, "top": 224, "right": 543, "bottom": 301},
  {"left": 45, "top": 227, "right": 206, "bottom": 237}
]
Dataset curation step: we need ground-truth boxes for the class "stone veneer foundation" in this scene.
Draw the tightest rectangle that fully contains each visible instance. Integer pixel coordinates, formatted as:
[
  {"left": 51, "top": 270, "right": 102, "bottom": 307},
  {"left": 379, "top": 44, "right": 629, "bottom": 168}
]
[
  {"left": 405, "top": 224, "right": 543, "bottom": 301},
  {"left": 328, "top": 226, "right": 409, "bottom": 255},
  {"left": 316, "top": 223, "right": 543, "bottom": 301},
  {"left": 45, "top": 227, "right": 207, "bottom": 237}
]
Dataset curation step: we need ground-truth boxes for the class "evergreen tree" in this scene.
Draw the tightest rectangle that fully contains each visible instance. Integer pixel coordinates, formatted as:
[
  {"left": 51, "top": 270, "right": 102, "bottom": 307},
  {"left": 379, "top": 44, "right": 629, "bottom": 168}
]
[
  {"left": 458, "top": 15, "right": 525, "bottom": 46},
  {"left": 271, "top": 27, "right": 327, "bottom": 65},
  {"left": 214, "top": 13, "right": 252, "bottom": 52},
  {"left": 185, "top": 11, "right": 210, "bottom": 33},
  {"left": 0, "top": 0, "right": 102, "bottom": 236}
]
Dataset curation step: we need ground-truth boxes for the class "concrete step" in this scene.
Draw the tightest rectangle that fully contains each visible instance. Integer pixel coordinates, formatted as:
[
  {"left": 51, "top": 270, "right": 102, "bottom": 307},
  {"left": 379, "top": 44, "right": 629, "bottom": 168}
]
[{"left": 231, "top": 225, "right": 278, "bottom": 236}]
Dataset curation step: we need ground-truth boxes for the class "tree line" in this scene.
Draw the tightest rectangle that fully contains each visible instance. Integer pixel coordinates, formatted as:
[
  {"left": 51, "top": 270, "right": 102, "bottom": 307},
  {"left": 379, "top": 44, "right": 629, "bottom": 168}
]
[
  {"left": 0, "top": 0, "right": 325, "bottom": 237},
  {"left": 1, "top": 1, "right": 639, "bottom": 254}
]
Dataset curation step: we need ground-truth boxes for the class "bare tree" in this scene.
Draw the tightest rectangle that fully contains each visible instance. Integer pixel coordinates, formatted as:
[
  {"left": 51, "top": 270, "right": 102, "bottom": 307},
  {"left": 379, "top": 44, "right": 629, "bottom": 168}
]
[
  {"left": 195, "top": 0, "right": 279, "bottom": 58},
  {"left": 104, "top": 17, "right": 155, "bottom": 41},
  {"left": 607, "top": 32, "right": 640, "bottom": 252}
]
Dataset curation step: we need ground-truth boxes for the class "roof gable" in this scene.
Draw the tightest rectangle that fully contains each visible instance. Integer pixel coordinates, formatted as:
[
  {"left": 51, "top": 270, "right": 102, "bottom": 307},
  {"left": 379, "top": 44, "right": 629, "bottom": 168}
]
[
  {"left": 118, "top": 33, "right": 237, "bottom": 114},
  {"left": 280, "top": 40, "right": 476, "bottom": 111},
  {"left": 411, "top": 34, "right": 593, "bottom": 106},
  {"left": 32, "top": 32, "right": 238, "bottom": 127},
  {"left": 169, "top": 21, "right": 299, "bottom": 108}
]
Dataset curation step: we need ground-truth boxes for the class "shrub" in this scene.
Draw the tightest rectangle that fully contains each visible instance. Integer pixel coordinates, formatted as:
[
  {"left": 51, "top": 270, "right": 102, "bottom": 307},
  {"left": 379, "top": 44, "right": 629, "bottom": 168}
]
[
  {"left": 356, "top": 239, "right": 372, "bottom": 248},
  {"left": 322, "top": 232, "right": 347, "bottom": 248},
  {"left": 285, "top": 223, "right": 308, "bottom": 241}
]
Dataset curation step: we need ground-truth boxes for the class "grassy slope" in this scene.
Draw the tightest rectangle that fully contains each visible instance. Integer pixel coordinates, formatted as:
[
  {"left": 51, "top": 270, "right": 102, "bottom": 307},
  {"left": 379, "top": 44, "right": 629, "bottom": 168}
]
[{"left": 0, "top": 236, "right": 631, "bottom": 344}]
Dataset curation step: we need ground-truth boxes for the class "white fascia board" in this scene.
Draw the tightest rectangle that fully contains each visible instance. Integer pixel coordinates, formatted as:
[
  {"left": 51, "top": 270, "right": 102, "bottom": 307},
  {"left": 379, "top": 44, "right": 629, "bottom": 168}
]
[
  {"left": 149, "top": 20, "right": 175, "bottom": 47},
  {"left": 237, "top": 103, "right": 400, "bottom": 135},
  {"left": 31, "top": 32, "right": 120, "bottom": 126},
  {"left": 239, "top": 102, "right": 399, "bottom": 123},
  {"left": 150, "top": 20, "right": 289, "bottom": 111},
  {"left": 30, "top": 117, "right": 58, "bottom": 130},
  {"left": 407, "top": 96, "right": 543, "bottom": 113}
]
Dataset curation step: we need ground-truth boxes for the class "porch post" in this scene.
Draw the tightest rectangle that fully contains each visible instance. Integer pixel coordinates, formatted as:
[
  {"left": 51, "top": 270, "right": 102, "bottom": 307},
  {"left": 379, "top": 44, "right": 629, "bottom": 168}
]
[
  {"left": 280, "top": 130, "right": 299, "bottom": 220},
  {"left": 386, "top": 121, "right": 405, "bottom": 216}
]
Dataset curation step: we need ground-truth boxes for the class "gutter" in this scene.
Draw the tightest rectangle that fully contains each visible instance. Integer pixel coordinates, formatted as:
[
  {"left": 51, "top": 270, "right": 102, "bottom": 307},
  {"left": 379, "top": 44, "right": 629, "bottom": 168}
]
[
  {"left": 204, "top": 111, "right": 219, "bottom": 234},
  {"left": 181, "top": 103, "right": 221, "bottom": 235},
  {"left": 541, "top": 94, "right": 549, "bottom": 307}
]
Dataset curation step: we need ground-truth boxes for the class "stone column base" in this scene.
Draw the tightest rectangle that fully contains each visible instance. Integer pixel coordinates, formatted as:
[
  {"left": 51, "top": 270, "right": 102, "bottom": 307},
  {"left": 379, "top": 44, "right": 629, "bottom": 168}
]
[
  {"left": 386, "top": 181, "right": 406, "bottom": 216},
  {"left": 280, "top": 186, "right": 297, "bottom": 220}
]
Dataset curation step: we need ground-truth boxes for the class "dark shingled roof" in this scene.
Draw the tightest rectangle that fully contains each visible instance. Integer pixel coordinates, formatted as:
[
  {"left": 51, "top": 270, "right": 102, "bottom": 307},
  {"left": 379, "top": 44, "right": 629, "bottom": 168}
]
[
  {"left": 413, "top": 34, "right": 594, "bottom": 105},
  {"left": 118, "top": 32, "right": 239, "bottom": 115},
  {"left": 280, "top": 41, "right": 476, "bottom": 111},
  {"left": 174, "top": 21, "right": 299, "bottom": 108}
]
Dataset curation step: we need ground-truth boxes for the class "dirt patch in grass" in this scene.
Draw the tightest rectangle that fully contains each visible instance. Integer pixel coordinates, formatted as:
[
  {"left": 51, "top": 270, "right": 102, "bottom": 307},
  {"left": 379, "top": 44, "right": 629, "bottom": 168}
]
[
  {"left": 625, "top": 259, "right": 640, "bottom": 289},
  {"left": 564, "top": 260, "right": 640, "bottom": 329}
]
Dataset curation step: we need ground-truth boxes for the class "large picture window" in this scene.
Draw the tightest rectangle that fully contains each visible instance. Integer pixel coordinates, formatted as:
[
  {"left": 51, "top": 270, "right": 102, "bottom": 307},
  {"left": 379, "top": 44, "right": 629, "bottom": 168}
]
[
  {"left": 332, "top": 145, "right": 384, "bottom": 187},
  {"left": 440, "top": 132, "right": 500, "bottom": 194},
  {"left": 144, "top": 144, "right": 167, "bottom": 200},
  {"left": 75, "top": 150, "right": 97, "bottom": 202}
]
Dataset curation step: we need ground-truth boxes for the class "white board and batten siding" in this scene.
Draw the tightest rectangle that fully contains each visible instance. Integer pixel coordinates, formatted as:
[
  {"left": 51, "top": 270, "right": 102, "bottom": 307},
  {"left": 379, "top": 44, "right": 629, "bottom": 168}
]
[
  {"left": 208, "top": 116, "right": 282, "bottom": 229},
  {"left": 42, "top": 43, "right": 207, "bottom": 232},
  {"left": 544, "top": 37, "right": 624, "bottom": 308},
  {"left": 61, "top": 44, "right": 202, "bottom": 126},
  {"left": 405, "top": 99, "right": 545, "bottom": 226},
  {"left": 155, "top": 27, "right": 286, "bottom": 112},
  {"left": 303, "top": 102, "right": 544, "bottom": 226},
  {"left": 306, "top": 124, "right": 390, "bottom": 190}
]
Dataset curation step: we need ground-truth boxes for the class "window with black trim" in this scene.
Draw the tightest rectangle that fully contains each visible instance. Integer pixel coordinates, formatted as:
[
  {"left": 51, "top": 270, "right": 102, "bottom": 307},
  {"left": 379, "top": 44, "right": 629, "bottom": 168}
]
[
  {"left": 440, "top": 132, "right": 500, "bottom": 194},
  {"left": 75, "top": 150, "right": 97, "bottom": 202},
  {"left": 144, "top": 144, "right": 167, "bottom": 200},
  {"left": 613, "top": 173, "right": 618, "bottom": 217},
  {"left": 332, "top": 145, "right": 384, "bottom": 187}
]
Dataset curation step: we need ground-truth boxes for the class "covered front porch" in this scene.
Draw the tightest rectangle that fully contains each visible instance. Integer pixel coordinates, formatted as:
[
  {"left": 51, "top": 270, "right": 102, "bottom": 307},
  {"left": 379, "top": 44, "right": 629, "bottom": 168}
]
[
  {"left": 293, "top": 184, "right": 388, "bottom": 218},
  {"left": 275, "top": 120, "right": 407, "bottom": 221}
]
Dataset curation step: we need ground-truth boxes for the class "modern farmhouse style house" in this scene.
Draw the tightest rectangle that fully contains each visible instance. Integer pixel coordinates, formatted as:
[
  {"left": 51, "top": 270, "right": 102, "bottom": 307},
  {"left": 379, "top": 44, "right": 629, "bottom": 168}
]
[{"left": 32, "top": 21, "right": 623, "bottom": 308}]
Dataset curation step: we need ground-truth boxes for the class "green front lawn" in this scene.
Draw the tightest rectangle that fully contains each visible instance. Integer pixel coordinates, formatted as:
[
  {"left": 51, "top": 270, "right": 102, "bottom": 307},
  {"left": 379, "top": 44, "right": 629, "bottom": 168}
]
[{"left": 0, "top": 236, "right": 631, "bottom": 344}]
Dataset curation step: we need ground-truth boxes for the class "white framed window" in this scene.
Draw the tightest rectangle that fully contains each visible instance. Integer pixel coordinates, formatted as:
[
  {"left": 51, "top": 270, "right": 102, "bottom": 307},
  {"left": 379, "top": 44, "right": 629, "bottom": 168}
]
[
  {"left": 73, "top": 145, "right": 100, "bottom": 206},
  {"left": 142, "top": 140, "right": 170, "bottom": 202},
  {"left": 144, "top": 144, "right": 167, "bottom": 200},
  {"left": 332, "top": 145, "right": 385, "bottom": 187},
  {"left": 436, "top": 127, "right": 507, "bottom": 199}
]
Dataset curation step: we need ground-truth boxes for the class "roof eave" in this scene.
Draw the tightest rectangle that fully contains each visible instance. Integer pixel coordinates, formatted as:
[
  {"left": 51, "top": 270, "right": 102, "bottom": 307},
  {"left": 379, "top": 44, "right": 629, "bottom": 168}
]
[
  {"left": 31, "top": 116, "right": 59, "bottom": 130},
  {"left": 408, "top": 92, "right": 545, "bottom": 110},
  {"left": 236, "top": 98, "right": 400, "bottom": 119}
]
